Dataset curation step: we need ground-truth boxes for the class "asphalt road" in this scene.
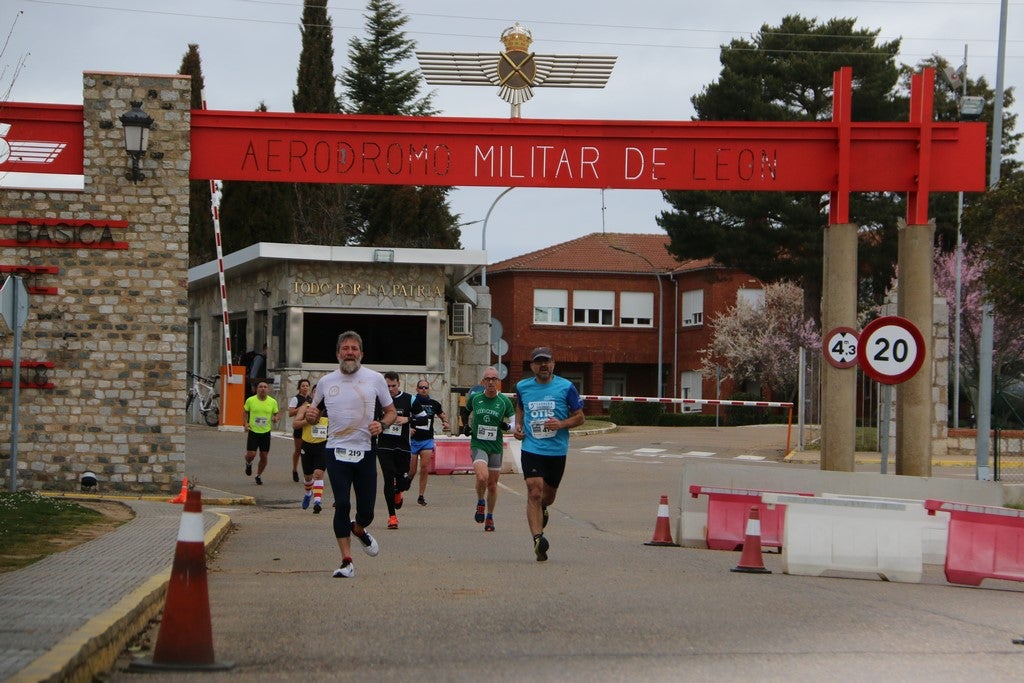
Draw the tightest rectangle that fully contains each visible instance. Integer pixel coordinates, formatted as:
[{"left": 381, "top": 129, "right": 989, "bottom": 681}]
[{"left": 108, "top": 425, "right": 1024, "bottom": 682}]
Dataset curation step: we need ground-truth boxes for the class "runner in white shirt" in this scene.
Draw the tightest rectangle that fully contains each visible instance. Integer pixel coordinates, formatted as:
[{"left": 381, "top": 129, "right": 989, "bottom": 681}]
[{"left": 308, "top": 330, "right": 396, "bottom": 579}]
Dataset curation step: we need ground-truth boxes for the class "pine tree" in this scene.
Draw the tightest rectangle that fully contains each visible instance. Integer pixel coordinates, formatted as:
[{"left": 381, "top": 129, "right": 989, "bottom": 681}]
[
  {"left": 658, "top": 16, "right": 904, "bottom": 320},
  {"left": 179, "top": 44, "right": 216, "bottom": 267},
  {"left": 339, "top": 0, "right": 461, "bottom": 248},
  {"left": 292, "top": 0, "right": 349, "bottom": 245}
]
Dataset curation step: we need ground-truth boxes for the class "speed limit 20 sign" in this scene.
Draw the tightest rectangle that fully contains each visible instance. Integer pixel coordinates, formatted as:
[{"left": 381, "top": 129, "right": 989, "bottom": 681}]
[{"left": 856, "top": 316, "right": 926, "bottom": 385}]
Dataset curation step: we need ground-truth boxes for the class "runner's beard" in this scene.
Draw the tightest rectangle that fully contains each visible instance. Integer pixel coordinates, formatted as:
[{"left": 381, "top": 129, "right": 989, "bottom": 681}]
[{"left": 340, "top": 359, "right": 361, "bottom": 374}]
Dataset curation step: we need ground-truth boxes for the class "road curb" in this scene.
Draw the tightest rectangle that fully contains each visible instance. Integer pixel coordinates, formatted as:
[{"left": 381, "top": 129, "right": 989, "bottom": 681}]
[{"left": 9, "top": 510, "right": 232, "bottom": 683}]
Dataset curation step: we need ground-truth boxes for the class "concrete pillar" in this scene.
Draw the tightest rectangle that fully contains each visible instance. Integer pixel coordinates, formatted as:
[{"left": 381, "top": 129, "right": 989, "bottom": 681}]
[
  {"left": 820, "top": 223, "right": 858, "bottom": 471},
  {"left": 896, "top": 219, "right": 935, "bottom": 476}
]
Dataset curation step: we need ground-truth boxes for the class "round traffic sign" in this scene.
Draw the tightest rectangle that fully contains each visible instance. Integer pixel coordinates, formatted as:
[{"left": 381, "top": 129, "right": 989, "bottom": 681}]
[
  {"left": 492, "top": 338, "right": 509, "bottom": 357},
  {"left": 489, "top": 318, "right": 503, "bottom": 344},
  {"left": 856, "top": 316, "right": 926, "bottom": 385},
  {"left": 823, "top": 326, "right": 859, "bottom": 369}
]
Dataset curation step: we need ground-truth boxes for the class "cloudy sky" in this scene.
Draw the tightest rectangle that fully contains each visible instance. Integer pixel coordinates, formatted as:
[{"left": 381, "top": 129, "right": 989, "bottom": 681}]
[{"left": 1, "top": 0, "right": 1019, "bottom": 263}]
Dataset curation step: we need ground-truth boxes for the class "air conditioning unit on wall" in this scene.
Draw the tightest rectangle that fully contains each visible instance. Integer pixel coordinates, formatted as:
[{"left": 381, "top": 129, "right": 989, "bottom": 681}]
[{"left": 449, "top": 302, "right": 472, "bottom": 337}]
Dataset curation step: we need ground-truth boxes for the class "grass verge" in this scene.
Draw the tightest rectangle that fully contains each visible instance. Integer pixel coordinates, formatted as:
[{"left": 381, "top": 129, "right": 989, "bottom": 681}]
[{"left": 0, "top": 492, "right": 130, "bottom": 573}]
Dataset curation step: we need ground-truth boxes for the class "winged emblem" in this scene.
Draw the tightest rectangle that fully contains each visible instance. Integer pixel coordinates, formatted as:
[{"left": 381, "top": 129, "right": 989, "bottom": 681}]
[
  {"left": 416, "top": 22, "right": 616, "bottom": 114},
  {"left": 0, "top": 123, "right": 67, "bottom": 166}
]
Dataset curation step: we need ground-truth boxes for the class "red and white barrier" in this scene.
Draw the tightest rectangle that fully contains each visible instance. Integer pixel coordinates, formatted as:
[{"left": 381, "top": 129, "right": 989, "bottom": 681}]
[
  {"left": 429, "top": 436, "right": 521, "bottom": 475},
  {"left": 689, "top": 485, "right": 811, "bottom": 551},
  {"left": 925, "top": 499, "right": 1024, "bottom": 587},
  {"left": 505, "top": 392, "right": 792, "bottom": 409},
  {"left": 823, "top": 493, "right": 949, "bottom": 565},
  {"left": 763, "top": 492, "right": 925, "bottom": 583}
]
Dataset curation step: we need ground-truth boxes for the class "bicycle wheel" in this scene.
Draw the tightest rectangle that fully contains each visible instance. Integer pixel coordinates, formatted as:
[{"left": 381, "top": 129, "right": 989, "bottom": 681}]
[{"left": 204, "top": 394, "right": 220, "bottom": 427}]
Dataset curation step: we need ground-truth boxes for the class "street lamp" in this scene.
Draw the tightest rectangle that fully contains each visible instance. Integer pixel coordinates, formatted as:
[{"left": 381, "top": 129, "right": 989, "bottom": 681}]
[
  {"left": 610, "top": 244, "right": 664, "bottom": 398},
  {"left": 118, "top": 101, "right": 153, "bottom": 183}
]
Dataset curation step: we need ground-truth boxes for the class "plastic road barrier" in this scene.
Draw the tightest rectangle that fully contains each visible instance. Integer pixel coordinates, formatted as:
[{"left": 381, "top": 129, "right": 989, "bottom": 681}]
[
  {"left": 924, "top": 499, "right": 1024, "bottom": 587},
  {"left": 688, "top": 485, "right": 812, "bottom": 551},
  {"left": 822, "top": 493, "right": 949, "bottom": 565},
  {"left": 762, "top": 493, "right": 924, "bottom": 583}
]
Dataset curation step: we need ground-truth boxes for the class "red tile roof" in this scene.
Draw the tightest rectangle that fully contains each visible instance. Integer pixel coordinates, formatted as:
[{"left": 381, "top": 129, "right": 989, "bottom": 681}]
[{"left": 488, "top": 232, "right": 715, "bottom": 275}]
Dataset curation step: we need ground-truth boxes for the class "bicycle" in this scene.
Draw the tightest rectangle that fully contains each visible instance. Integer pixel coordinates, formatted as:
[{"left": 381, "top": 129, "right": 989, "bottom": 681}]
[{"left": 186, "top": 372, "right": 221, "bottom": 427}]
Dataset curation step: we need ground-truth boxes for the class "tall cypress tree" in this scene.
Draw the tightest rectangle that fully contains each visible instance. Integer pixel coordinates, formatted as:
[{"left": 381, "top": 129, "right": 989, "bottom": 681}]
[
  {"left": 179, "top": 44, "right": 215, "bottom": 267},
  {"left": 292, "top": 0, "right": 349, "bottom": 245},
  {"left": 339, "top": 0, "right": 461, "bottom": 248}
]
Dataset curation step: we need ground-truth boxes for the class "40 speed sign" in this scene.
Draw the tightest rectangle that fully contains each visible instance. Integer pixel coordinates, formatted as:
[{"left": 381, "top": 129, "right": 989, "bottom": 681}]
[{"left": 856, "top": 316, "right": 926, "bottom": 385}]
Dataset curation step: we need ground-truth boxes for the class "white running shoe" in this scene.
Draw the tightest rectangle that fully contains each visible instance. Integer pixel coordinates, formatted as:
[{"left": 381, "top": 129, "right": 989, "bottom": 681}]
[
  {"left": 333, "top": 560, "right": 355, "bottom": 578},
  {"left": 358, "top": 531, "right": 379, "bottom": 557}
]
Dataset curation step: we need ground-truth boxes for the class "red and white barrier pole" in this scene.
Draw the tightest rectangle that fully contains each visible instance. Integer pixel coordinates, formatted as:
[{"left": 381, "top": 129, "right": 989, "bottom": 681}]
[{"left": 204, "top": 93, "right": 236, "bottom": 424}]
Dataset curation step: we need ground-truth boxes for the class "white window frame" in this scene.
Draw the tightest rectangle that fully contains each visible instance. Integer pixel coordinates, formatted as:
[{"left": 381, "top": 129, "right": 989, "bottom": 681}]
[
  {"left": 619, "top": 291, "right": 654, "bottom": 327},
  {"left": 737, "top": 288, "right": 765, "bottom": 308},
  {"left": 573, "top": 290, "right": 614, "bottom": 327},
  {"left": 682, "top": 289, "right": 704, "bottom": 327},
  {"left": 534, "top": 288, "right": 567, "bottom": 325}
]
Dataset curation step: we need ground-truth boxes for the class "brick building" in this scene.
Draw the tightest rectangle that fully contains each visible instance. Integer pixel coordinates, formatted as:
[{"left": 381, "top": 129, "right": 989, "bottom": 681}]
[{"left": 486, "top": 232, "right": 764, "bottom": 413}]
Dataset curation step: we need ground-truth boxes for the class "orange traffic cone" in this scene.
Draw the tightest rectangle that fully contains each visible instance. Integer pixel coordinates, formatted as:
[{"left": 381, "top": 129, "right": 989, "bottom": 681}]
[
  {"left": 644, "top": 494, "right": 679, "bottom": 547},
  {"left": 731, "top": 505, "right": 771, "bottom": 574},
  {"left": 129, "top": 490, "right": 233, "bottom": 671},
  {"left": 168, "top": 476, "right": 189, "bottom": 504}
]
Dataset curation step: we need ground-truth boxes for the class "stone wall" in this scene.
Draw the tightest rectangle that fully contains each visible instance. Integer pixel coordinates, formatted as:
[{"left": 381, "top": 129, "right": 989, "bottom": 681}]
[
  {"left": 0, "top": 72, "right": 190, "bottom": 492},
  {"left": 947, "top": 429, "right": 1024, "bottom": 459}
]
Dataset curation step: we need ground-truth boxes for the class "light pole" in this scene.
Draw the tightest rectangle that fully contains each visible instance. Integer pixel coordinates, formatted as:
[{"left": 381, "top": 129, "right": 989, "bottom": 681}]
[
  {"left": 481, "top": 188, "right": 514, "bottom": 286},
  {"left": 611, "top": 245, "right": 664, "bottom": 398},
  {"left": 975, "top": 0, "right": 1008, "bottom": 481},
  {"left": 941, "top": 45, "right": 970, "bottom": 429}
]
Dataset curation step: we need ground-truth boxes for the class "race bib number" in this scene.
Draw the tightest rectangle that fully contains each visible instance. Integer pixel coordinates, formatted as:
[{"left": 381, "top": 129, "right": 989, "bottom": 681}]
[
  {"left": 476, "top": 424, "right": 498, "bottom": 441},
  {"left": 384, "top": 423, "right": 402, "bottom": 436},
  {"left": 529, "top": 420, "right": 556, "bottom": 439},
  {"left": 311, "top": 424, "right": 328, "bottom": 439},
  {"left": 254, "top": 417, "right": 268, "bottom": 427},
  {"left": 334, "top": 448, "right": 365, "bottom": 463}
]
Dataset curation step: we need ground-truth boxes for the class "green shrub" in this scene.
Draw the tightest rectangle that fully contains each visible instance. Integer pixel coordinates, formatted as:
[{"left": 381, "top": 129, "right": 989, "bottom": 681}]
[
  {"left": 657, "top": 411, "right": 718, "bottom": 427},
  {"left": 608, "top": 402, "right": 665, "bottom": 425},
  {"left": 722, "top": 392, "right": 790, "bottom": 426}
]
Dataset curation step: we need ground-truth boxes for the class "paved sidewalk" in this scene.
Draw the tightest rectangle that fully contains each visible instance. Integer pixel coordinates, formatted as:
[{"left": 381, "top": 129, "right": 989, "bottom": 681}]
[{"left": 1, "top": 494, "right": 236, "bottom": 682}]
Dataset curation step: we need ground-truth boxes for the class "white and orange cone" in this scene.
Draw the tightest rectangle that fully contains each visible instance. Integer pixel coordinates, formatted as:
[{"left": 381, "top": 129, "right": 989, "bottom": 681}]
[
  {"left": 731, "top": 505, "right": 771, "bottom": 574},
  {"left": 168, "top": 476, "right": 189, "bottom": 504},
  {"left": 129, "top": 490, "right": 233, "bottom": 671},
  {"left": 644, "top": 494, "right": 679, "bottom": 547}
]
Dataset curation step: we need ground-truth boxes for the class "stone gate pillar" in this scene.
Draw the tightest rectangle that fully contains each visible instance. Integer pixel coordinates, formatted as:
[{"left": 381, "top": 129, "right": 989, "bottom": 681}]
[
  {"left": 820, "top": 222, "right": 858, "bottom": 471},
  {"left": 896, "top": 218, "right": 935, "bottom": 476}
]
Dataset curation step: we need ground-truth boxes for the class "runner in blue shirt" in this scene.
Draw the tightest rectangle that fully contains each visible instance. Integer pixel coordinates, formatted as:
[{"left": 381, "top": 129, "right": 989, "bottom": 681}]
[{"left": 513, "top": 346, "right": 585, "bottom": 562}]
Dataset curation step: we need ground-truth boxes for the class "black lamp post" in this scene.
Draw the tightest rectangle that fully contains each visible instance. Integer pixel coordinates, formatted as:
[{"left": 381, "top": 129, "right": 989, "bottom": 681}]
[{"left": 118, "top": 100, "right": 153, "bottom": 183}]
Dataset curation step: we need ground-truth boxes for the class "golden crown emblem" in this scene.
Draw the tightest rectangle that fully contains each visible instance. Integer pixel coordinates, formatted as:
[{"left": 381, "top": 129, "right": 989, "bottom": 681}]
[{"left": 500, "top": 22, "right": 533, "bottom": 53}]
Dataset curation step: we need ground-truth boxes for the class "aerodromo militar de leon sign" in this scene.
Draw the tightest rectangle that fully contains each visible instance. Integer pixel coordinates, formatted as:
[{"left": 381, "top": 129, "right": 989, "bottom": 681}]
[{"left": 188, "top": 109, "right": 986, "bottom": 193}]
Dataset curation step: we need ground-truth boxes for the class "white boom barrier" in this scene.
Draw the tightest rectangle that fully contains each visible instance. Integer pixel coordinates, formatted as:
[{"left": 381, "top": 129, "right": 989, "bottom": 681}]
[
  {"left": 498, "top": 393, "right": 794, "bottom": 454},
  {"left": 575, "top": 395, "right": 793, "bottom": 409},
  {"left": 501, "top": 393, "right": 792, "bottom": 409}
]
